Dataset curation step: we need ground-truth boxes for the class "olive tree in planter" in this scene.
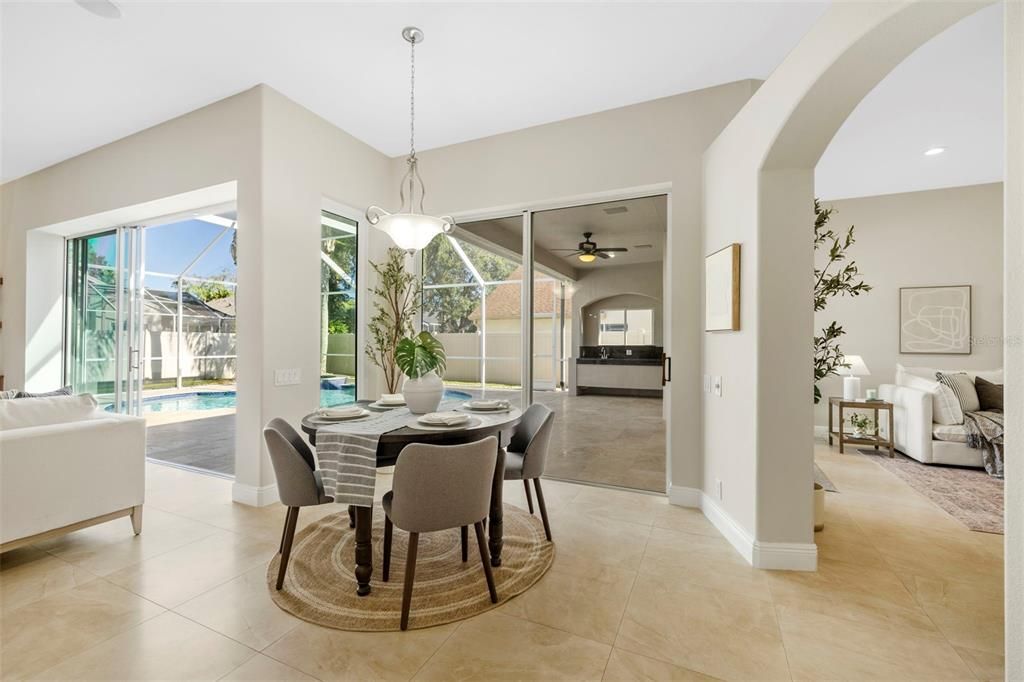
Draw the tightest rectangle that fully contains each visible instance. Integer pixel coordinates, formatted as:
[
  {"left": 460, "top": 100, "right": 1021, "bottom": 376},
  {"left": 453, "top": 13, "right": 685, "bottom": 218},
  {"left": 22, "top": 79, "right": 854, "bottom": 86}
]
[
  {"left": 395, "top": 331, "right": 448, "bottom": 414},
  {"left": 366, "top": 248, "right": 421, "bottom": 394},
  {"left": 813, "top": 198, "right": 871, "bottom": 403}
]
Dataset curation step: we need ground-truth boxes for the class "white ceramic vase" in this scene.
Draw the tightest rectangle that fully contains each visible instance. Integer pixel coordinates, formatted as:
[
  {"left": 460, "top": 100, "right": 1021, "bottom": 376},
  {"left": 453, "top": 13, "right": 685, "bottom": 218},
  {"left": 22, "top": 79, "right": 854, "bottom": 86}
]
[{"left": 402, "top": 371, "right": 444, "bottom": 414}]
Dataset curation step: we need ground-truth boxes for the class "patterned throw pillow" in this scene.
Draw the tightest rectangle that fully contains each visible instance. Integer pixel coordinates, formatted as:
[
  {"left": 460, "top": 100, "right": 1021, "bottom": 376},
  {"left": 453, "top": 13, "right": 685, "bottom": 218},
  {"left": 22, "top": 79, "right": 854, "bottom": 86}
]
[
  {"left": 14, "top": 386, "right": 73, "bottom": 399},
  {"left": 936, "top": 372, "right": 980, "bottom": 421},
  {"left": 0, "top": 389, "right": 18, "bottom": 400}
]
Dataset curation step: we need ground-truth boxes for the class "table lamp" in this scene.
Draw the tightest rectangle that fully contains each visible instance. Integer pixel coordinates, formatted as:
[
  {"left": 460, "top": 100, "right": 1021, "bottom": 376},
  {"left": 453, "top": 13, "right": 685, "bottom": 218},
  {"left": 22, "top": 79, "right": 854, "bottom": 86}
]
[{"left": 838, "top": 355, "right": 870, "bottom": 400}]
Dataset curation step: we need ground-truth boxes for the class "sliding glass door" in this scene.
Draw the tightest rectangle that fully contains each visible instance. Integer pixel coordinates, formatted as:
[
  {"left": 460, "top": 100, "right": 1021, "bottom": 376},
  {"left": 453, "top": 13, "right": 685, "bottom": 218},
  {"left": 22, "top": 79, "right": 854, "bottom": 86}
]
[
  {"left": 65, "top": 226, "right": 145, "bottom": 414},
  {"left": 320, "top": 210, "right": 358, "bottom": 405}
]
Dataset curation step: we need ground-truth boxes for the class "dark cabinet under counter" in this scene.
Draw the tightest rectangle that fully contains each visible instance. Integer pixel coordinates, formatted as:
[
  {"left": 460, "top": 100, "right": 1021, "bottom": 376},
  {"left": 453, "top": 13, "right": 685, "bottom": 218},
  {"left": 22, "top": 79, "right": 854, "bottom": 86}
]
[{"left": 575, "top": 346, "right": 664, "bottom": 397}]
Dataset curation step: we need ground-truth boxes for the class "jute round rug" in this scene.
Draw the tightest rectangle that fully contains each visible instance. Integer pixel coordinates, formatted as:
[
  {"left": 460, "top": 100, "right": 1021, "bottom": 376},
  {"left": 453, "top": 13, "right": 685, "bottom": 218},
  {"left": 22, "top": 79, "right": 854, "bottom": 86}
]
[{"left": 267, "top": 503, "right": 554, "bottom": 631}]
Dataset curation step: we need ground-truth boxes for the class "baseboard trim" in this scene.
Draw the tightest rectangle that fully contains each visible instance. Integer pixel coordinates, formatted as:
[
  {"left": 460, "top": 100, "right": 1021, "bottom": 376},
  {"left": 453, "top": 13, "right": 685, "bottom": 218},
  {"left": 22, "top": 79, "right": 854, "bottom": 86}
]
[
  {"left": 232, "top": 482, "right": 279, "bottom": 507},
  {"left": 669, "top": 486, "right": 817, "bottom": 571}
]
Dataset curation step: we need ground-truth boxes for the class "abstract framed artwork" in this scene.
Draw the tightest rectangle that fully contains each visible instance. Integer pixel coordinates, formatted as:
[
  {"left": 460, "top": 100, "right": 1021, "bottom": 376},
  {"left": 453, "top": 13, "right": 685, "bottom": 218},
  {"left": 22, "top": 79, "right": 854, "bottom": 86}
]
[
  {"left": 899, "top": 285, "right": 972, "bottom": 354},
  {"left": 705, "top": 243, "right": 740, "bottom": 331}
]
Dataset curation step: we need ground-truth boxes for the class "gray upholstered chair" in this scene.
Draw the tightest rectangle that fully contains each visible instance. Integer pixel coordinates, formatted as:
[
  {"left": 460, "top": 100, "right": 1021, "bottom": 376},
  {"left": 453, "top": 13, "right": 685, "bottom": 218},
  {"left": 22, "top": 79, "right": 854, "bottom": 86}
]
[
  {"left": 503, "top": 403, "right": 555, "bottom": 541},
  {"left": 382, "top": 437, "right": 499, "bottom": 630},
  {"left": 264, "top": 418, "right": 334, "bottom": 590}
]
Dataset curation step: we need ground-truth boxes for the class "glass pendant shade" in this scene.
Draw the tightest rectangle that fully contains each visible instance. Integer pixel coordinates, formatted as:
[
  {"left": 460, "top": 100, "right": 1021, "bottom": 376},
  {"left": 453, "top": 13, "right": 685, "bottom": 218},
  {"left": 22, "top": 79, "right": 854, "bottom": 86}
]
[
  {"left": 578, "top": 253, "right": 597, "bottom": 263},
  {"left": 366, "top": 208, "right": 453, "bottom": 252}
]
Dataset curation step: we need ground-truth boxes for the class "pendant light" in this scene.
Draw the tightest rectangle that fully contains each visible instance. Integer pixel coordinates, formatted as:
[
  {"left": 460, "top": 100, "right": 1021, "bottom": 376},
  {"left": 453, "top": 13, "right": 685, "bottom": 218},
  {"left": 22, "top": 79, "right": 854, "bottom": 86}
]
[{"left": 366, "top": 26, "right": 454, "bottom": 253}]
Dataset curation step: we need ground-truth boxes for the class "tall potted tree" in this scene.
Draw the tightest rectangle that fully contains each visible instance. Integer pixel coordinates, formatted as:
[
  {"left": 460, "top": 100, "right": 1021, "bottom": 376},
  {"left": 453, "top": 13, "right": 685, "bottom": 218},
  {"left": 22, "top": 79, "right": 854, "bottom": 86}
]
[{"left": 366, "top": 248, "right": 421, "bottom": 394}]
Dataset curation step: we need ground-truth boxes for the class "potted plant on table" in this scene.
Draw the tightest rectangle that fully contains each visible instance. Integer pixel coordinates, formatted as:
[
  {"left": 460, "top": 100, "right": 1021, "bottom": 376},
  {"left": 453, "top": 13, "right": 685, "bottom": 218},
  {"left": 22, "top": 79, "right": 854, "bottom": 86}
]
[
  {"left": 395, "top": 331, "right": 447, "bottom": 414},
  {"left": 848, "top": 413, "right": 874, "bottom": 439}
]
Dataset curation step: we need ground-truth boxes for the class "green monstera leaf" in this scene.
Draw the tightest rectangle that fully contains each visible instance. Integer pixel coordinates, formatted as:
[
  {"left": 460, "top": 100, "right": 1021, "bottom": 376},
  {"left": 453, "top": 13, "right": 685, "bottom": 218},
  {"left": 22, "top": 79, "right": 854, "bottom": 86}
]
[{"left": 394, "top": 331, "right": 447, "bottom": 380}]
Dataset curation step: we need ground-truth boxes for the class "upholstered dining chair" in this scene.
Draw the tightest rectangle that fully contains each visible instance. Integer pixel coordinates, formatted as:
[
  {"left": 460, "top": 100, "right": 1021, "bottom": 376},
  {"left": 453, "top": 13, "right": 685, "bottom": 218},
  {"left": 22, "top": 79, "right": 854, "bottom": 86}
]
[
  {"left": 264, "top": 418, "right": 334, "bottom": 590},
  {"left": 502, "top": 403, "right": 555, "bottom": 541},
  {"left": 382, "top": 437, "right": 499, "bottom": 631}
]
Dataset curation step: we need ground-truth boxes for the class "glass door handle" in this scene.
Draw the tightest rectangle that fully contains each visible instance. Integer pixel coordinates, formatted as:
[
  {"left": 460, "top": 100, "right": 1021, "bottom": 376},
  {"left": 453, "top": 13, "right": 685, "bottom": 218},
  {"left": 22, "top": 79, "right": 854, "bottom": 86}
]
[{"left": 130, "top": 348, "right": 141, "bottom": 371}]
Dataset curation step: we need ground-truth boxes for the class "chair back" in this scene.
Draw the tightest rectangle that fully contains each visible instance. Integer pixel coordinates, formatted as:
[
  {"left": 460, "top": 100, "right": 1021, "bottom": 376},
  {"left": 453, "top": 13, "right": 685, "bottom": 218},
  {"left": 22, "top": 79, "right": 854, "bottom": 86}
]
[
  {"left": 509, "top": 403, "right": 554, "bottom": 480},
  {"left": 264, "top": 421, "right": 322, "bottom": 507},
  {"left": 390, "top": 437, "right": 498, "bottom": 533},
  {"left": 266, "top": 417, "right": 316, "bottom": 470}
]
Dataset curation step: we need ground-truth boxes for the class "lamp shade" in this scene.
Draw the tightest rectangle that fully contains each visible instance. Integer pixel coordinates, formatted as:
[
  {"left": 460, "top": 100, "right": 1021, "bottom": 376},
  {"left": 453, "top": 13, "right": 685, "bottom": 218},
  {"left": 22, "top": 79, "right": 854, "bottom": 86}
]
[
  {"left": 838, "top": 354, "right": 870, "bottom": 376},
  {"left": 366, "top": 209, "right": 452, "bottom": 252}
]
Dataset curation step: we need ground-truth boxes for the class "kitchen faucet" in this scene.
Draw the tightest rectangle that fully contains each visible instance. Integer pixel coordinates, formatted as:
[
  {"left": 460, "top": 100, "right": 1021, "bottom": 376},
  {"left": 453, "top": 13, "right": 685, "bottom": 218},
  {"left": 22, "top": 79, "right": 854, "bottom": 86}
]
[{"left": 600, "top": 346, "right": 609, "bottom": 359}]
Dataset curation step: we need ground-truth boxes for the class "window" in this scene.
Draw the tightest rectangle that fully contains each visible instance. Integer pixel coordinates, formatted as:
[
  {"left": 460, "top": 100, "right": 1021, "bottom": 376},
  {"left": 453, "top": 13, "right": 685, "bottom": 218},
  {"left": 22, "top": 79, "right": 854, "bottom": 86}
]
[
  {"left": 320, "top": 211, "right": 358, "bottom": 406},
  {"left": 598, "top": 308, "right": 654, "bottom": 345}
]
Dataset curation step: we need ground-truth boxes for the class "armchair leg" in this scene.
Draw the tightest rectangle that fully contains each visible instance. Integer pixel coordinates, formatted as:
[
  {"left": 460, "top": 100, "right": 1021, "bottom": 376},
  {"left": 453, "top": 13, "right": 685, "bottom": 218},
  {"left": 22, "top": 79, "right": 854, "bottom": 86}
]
[
  {"left": 533, "top": 478, "right": 552, "bottom": 541},
  {"left": 276, "top": 507, "right": 299, "bottom": 591},
  {"left": 383, "top": 516, "right": 393, "bottom": 582},
  {"left": 400, "top": 532, "right": 419, "bottom": 631},
  {"left": 524, "top": 480, "right": 534, "bottom": 514},
  {"left": 461, "top": 526, "right": 468, "bottom": 562},
  {"left": 474, "top": 521, "right": 498, "bottom": 603},
  {"left": 130, "top": 505, "right": 143, "bottom": 535}
]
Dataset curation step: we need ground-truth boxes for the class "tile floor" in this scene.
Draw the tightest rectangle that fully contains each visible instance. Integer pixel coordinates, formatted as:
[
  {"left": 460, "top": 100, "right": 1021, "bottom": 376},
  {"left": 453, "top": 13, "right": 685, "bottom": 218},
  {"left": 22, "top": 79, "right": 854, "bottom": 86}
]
[{"left": 0, "top": 441, "right": 1003, "bottom": 680}]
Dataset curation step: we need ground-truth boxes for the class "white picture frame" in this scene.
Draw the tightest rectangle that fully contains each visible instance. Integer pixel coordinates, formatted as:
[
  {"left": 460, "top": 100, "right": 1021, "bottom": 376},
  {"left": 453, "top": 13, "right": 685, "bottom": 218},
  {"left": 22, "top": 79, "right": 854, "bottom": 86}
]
[
  {"left": 705, "top": 243, "right": 740, "bottom": 332},
  {"left": 899, "top": 285, "right": 972, "bottom": 354}
]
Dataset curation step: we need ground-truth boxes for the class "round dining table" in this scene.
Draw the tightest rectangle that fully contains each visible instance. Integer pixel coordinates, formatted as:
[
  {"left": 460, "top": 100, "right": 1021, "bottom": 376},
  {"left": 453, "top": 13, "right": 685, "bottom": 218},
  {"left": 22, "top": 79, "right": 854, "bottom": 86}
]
[{"left": 300, "top": 400, "right": 522, "bottom": 596}]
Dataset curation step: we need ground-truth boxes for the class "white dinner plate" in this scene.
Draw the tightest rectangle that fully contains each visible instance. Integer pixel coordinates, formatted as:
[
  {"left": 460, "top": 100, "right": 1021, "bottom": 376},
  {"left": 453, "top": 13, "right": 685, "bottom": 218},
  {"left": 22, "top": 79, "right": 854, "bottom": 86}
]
[
  {"left": 368, "top": 400, "right": 405, "bottom": 410},
  {"left": 315, "top": 408, "right": 371, "bottom": 421},
  {"left": 408, "top": 415, "right": 482, "bottom": 431}
]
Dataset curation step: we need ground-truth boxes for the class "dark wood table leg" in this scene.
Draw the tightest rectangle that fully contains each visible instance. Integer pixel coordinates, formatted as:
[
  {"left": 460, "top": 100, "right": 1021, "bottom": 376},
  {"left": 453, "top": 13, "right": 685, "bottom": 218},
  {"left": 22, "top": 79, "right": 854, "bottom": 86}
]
[
  {"left": 838, "top": 404, "right": 845, "bottom": 454},
  {"left": 348, "top": 505, "right": 356, "bottom": 529},
  {"left": 828, "top": 401, "right": 833, "bottom": 446},
  {"left": 354, "top": 505, "right": 373, "bottom": 596},
  {"left": 888, "top": 407, "right": 895, "bottom": 458},
  {"left": 488, "top": 444, "right": 505, "bottom": 567}
]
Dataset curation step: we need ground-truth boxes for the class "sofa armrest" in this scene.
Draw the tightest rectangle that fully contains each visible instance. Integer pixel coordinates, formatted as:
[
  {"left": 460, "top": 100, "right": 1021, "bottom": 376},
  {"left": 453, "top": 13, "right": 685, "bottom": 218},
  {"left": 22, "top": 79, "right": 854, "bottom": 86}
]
[{"left": 878, "top": 384, "right": 933, "bottom": 462}]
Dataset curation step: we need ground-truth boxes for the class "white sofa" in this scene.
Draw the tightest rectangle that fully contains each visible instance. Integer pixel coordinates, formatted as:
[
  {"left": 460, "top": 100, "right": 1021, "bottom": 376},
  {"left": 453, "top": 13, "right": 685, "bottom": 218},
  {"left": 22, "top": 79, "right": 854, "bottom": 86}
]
[
  {"left": 879, "top": 365, "right": 1002, "bottom": 467},
  {"left": 0, "top": 394, "right": 146, "bottom": 551}
]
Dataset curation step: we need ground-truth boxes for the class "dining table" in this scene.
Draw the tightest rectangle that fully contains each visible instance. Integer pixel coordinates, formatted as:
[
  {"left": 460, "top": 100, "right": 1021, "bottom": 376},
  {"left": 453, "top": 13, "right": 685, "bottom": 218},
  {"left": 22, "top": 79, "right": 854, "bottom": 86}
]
[{"left": 300, "top": 399, "right": 522, "bottom": 596}]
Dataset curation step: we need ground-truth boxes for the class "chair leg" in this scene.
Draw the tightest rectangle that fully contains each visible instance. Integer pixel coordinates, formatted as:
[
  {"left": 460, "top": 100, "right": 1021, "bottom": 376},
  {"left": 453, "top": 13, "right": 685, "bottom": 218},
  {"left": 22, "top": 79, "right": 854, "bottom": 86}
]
[
  {"left": 400, "top": 532, "right": 419, "bottom": 631},
  {"left": 276, "top": 507, "right": 299, "bottom": 590},
  {"left": 383, "top": 516, "right": 393, "bottom": 582},
  {"left": 533, "top": 478, "right": 552, "bottom": 541},
  {"left": 523, "top": 479, "right": 534, "bottom": 514},
  {"left": 461, "top": 526, "right": 468, "bottom": 562},
  {"left": 473, "top": 521, "right": 498, "bottom": 603}
]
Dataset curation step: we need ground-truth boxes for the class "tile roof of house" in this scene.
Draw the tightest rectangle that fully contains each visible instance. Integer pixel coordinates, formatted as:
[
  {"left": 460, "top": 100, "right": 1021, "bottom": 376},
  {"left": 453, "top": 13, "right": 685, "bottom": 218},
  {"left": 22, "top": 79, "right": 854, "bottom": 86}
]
[{"left": 469, "top": 266, "right": 568, "bottom": 320}]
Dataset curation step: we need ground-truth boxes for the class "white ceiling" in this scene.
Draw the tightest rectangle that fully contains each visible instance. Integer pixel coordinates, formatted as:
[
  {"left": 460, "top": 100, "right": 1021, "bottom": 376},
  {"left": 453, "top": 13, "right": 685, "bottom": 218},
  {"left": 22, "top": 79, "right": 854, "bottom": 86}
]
[{"left": 1, "top": 2, "right": 1003, "bottom": 200}]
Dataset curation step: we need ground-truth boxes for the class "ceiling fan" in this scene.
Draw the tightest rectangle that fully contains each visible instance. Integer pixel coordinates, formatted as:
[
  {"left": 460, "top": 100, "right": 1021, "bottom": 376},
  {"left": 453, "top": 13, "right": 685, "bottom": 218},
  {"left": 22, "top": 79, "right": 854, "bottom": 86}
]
[{"left": 551, "top": 232, "right": 628, "bottom": 263}]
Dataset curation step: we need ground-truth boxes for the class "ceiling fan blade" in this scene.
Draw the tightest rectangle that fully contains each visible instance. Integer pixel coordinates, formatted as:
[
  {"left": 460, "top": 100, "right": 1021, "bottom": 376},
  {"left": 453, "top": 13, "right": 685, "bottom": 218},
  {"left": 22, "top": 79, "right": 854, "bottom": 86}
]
[
  {"left": 596, "top": 251, "right": 611, "bottom": 259},
  {"left": 549, "top": 248, "right": 580, "bottom": 252},
  {"left": 596, "top": 247, "right": 629, "bottom": 253}
]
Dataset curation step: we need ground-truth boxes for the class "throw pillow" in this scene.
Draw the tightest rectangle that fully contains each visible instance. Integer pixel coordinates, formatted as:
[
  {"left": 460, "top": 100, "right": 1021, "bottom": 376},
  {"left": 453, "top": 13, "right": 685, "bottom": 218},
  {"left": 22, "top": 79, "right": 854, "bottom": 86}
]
[
  {"left": 15, "top": 385, "right": 73, "bottom": 399},
  {"left": 0, "top": 389, "right": 18, "bottom": 400},
  {"left": 936, "top": 372, "right": 980, "bottom": 415},
  {"left": 975, "top": 376, "right": 1004, "bottom": 412}
]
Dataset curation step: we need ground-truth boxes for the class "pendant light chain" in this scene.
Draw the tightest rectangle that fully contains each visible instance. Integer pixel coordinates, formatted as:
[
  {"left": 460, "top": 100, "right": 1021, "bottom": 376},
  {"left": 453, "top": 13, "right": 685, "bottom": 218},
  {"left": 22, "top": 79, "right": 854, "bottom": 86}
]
[{"left": 409, "top": 36, "right": 416, "bottom": 159}]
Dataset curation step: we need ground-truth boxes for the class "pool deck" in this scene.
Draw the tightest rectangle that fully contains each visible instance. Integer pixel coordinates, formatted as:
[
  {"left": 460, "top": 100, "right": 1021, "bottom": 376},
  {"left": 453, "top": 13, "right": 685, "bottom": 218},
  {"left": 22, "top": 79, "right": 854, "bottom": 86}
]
[{"left": 147, "top": 413, "right": 236, "bottom": 476}]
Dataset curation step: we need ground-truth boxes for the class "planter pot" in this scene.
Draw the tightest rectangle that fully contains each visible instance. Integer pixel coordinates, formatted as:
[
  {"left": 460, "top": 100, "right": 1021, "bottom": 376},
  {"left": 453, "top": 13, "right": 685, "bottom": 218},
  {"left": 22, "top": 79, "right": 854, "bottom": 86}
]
[
  {"left": 852, "top": 428, "right": 867, "bottom": 439},
  {"left": 402, "top": 371, "right": 443, "bottom": 414},
  {"left": 814, "top": 483, "right": 825, "bottom": 532}
]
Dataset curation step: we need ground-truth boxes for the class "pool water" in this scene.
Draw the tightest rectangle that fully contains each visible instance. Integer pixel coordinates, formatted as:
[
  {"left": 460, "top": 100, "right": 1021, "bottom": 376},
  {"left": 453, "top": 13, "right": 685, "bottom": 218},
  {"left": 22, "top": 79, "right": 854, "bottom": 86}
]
[{"left": 110, "top": 387, "right": 472, "bottom": 414}]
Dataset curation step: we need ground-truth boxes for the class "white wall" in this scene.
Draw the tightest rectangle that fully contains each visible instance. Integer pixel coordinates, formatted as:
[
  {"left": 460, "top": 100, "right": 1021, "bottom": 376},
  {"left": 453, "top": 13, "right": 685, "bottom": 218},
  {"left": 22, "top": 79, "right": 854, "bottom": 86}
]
[
  {"left": 407, "top": 82, "right": 757, "bottom": 496},
  {"left": 814, "top": 183, "right": 1004, "bottom": 427}
]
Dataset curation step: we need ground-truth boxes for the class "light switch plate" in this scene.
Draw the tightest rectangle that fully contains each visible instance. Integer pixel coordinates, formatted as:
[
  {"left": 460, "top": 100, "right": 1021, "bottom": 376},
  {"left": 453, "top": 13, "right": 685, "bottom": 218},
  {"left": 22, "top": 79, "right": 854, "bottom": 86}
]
[
  {"left": 713, "top": 375, "right": 723, "bottom": 397},
  {"left": 274, "top": 368, "right": 301, "bottom": 386}
]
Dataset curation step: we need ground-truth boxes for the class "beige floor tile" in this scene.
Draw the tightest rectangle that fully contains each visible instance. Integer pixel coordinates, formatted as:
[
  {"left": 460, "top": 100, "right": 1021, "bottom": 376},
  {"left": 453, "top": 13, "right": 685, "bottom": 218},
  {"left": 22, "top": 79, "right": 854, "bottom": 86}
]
[
  {"left": 650, "top": 505, "right": 720, "bottom": 538},
  {"left": 175, "top": 564, "right": 302, "bottom": 650},
  {"left": 811, "top": 512, "right": 891, "bottom": 569},
  {"left": 870, "top": 527, "right": 1001, "bottom": 586},
  {"left": 502, "top": 477, "right": 583, "bottom": 514},
  {"left": 221, "top": 653, "right": 318, "bottom": 681},
  {"left": 546, "top": 509, "right": 652, "bottom": 572},
  {"left": 601, "top": 648, "right": 719, "bottom": 681},
  {"left": 106, "top": 530, "right": 277, "bottom": 608},
  {"left": 954, "top": 646, "right": 1005, "bottom": 682},
  {"left": 31, "top": 610, "right": 253, "bottom": 680},
  {"left": 34, "top": 507, "right": 222, "bottom": 576},
  {"left": 413, "top": 611, "right": 611, "bottom": 681},
  {"left": 0, "top": 549, "right": 98, "bottom": 614},
  {"left": 766, "top": 558, "right": 940, "bottom": 636},
  {"left": 0, "top": 578, "right": 165, "bottom": 679},
  {"left": 777, "top": 603, "right": 976, "bottom": 681},
  {"left": 902, "top": 574, "right": 1005, "bottom": 655},
  {"left": 264, "top": 620, "right": 456, "bottom": 681},
  {"left": 639, "top": 527, "right": 772, "bottom": 602},
  {"left": 615, "top": 574, "right": 789, "bottom": 681},
  {"left": 499, "top": 562, "right": 636, "bottom": 644},
  {"left": 570, "top": 486, "right": 666, "bottom": 527}
]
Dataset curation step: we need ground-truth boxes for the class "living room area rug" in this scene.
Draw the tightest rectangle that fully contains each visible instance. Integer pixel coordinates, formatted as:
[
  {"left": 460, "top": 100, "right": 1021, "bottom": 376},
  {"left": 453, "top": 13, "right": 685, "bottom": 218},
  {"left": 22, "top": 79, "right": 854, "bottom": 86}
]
[{"left": 857, "top": 449, "right": 1003, "bottom": 534}]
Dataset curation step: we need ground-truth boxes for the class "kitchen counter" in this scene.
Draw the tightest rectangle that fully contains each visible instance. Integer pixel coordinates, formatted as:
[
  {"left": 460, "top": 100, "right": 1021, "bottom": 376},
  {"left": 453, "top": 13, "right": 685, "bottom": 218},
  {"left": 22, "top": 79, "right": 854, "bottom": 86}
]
[
  {"left": 576, "top": 357, "right": 663, "bottom": 366},
  {"left": 575, "top": 357, "right": 663, "bottom": 397}
]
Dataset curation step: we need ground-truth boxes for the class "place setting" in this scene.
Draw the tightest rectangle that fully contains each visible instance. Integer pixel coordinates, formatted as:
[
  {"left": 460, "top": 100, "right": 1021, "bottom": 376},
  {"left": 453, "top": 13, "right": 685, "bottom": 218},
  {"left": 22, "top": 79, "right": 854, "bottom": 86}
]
[
  {"left": 458, "top": 398, "right": 514, "bottom": 414},
  {"left": 407, "top": 410, "right": 482, "bottom": 431},
  {"left": 368, "top": 393, "right": 407, "bottom": 410},
  {"left": 308, "top": 404, "right": 372, "bottom": 424}
]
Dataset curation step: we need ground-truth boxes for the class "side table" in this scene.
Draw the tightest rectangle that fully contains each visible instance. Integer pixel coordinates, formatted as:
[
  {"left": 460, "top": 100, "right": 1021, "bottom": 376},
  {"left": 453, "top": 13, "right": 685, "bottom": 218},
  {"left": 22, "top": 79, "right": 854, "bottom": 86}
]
[{"left": 828, "top": 397, "right": 895, "bottom": 457}]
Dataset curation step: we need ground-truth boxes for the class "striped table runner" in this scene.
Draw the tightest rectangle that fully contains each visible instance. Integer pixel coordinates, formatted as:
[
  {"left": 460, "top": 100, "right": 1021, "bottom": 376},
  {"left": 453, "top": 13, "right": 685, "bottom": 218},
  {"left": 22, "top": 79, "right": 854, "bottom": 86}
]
[{"left": 315, "top": 401, "right": 462, "bottom": 508}]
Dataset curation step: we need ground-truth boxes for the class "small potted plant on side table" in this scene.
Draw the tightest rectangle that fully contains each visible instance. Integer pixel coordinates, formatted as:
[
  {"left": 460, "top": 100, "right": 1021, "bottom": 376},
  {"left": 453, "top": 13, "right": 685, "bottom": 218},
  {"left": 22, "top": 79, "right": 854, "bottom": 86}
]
[
  {"left": 848, "top": 413, "right": 874, "bottom": 440},
  {"left": 395, "top": 331, "right": 447, "bottom": 414}
]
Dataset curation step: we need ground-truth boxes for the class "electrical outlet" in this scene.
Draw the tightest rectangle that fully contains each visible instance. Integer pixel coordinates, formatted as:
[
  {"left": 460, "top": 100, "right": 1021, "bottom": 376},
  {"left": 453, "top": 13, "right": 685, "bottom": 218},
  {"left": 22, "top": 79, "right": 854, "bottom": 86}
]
[
  {"left": 713, "top": 375, "right": 723, "bottom": 397},
  {"left": 274, "top": 368, "right": 301, "bottom": 386},
  {"left": 717, "top": 479, "right": 723, "bottom": 500}
]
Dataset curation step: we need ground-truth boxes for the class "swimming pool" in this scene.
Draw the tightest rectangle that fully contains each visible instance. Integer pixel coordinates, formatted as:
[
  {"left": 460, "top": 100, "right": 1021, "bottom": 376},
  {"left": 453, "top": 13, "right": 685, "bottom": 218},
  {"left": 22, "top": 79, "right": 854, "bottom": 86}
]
[{"left": 112, "top": 386, "right": 473, "bottom": 414}]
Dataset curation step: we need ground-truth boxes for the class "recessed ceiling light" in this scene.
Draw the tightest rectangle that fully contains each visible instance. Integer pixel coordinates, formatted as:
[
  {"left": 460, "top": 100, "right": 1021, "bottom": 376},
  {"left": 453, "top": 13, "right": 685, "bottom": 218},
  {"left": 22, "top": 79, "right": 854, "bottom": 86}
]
[
  {"left": 75, "top": 0, "right": 121, "bottom": 19},
  {"left": 924, "top": 147, "right": 946, "bottom": 156}
]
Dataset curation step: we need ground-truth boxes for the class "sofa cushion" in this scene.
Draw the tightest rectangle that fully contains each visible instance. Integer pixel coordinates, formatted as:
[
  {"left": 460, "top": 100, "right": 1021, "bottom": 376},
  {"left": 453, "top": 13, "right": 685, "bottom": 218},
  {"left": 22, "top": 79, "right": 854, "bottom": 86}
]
[
  {"left": 0, "top": 390, "right": 18, "bottom": 400},
  {"left": 975, "top": 377, "right": 1004, "bottom": 412},
  {"left": 897, "top": 364, "right": 1003, "bottom": 385},
  {"left": 933, "top": 423, "right": 969, "bottom": 443},
  {"left": 0, "top": 394, "right": 100, "bottom": 430},
  {"left": 936, "top": 372, "right": 980, "bottom": 414},
  {"left": 897, "top": 372, "right": 963, "bottom": 425},
  {"left": 14, "top": 386, "right": 72, "bottom": 399}
]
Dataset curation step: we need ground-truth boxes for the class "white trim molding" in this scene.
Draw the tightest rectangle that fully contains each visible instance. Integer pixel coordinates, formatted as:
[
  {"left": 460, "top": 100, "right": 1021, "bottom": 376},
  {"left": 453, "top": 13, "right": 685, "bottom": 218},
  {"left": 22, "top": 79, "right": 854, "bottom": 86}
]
[
  {"left": 668, "top": 486, "right": 818, "bottom": 571},
  {"left": 232, "top": 482, "right": 280, "bottom": 507}
]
